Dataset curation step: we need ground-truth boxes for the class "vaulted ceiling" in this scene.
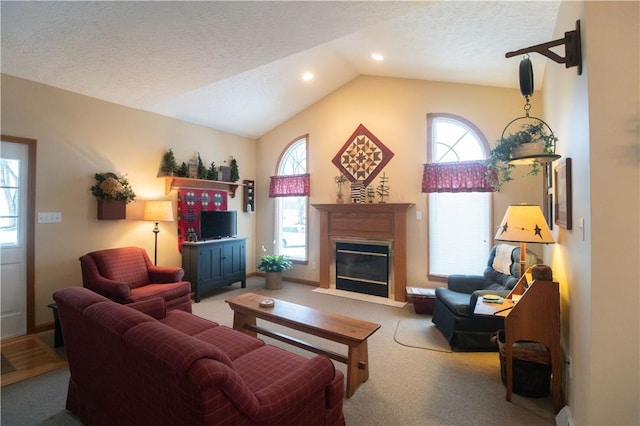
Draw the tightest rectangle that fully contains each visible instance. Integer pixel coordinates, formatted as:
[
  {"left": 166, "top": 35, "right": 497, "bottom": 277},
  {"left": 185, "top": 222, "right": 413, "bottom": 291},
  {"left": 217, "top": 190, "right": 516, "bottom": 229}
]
[{"left": 1, "top": 1, "right": 561, "bottom": 139}]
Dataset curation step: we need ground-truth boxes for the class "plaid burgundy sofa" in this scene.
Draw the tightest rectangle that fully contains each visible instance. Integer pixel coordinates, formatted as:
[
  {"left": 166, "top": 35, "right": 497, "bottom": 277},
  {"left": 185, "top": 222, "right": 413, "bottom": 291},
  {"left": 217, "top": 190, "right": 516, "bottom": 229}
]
[{"left": 54, "top": 287, "right": 345, "bottom": 426}]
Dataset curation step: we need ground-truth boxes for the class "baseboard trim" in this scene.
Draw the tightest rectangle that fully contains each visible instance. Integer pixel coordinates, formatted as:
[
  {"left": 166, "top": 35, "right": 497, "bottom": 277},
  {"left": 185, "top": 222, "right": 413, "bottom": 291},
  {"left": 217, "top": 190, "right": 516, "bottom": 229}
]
[{"left": 555, "top": 406, "right": 573, "bottom": 426}]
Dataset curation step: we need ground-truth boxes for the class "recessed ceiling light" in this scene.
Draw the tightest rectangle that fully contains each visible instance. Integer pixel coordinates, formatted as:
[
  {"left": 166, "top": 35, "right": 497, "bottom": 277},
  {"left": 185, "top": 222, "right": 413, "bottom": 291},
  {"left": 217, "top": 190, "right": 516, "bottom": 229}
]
[
  {"left": 302, "top": 72, "right": 314, "bottom": 81},
  {"left": 371, "top": 53, "right": 384, "bottom": 61}
]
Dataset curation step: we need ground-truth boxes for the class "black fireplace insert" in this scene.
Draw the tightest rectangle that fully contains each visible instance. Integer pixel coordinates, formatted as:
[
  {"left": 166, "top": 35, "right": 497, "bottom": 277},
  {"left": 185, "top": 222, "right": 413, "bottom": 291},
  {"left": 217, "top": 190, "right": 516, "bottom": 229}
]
[{"left": 335, "top": 241, "right": 389, "bottom": 297}]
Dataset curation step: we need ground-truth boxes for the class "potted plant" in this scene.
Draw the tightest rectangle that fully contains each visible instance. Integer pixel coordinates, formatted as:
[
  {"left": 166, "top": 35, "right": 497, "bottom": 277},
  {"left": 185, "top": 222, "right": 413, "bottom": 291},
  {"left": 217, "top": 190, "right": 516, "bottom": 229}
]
[
  {"left": 486, "top": 122, "right": 558, "bottom": 190},
  {"left": 206, "top": 161, "right": 219, "bottom": 180},
  {"left": 175, "top": 161, "right": 189, "bottom": 177},
  {"left": 257, "top": 251, "right": 292, "bottom": 290},
  {"left": 197, "top": 153, "right": 207, "bottom": 179},
  {"left": 90, "top": 172, "right": 136, "bottom": 220},
  {"left": 229, "top": 157, "right": 240, "bottom": 182},
  {"left": 160, "top": 148, "right": 178, "bottom": 176}
]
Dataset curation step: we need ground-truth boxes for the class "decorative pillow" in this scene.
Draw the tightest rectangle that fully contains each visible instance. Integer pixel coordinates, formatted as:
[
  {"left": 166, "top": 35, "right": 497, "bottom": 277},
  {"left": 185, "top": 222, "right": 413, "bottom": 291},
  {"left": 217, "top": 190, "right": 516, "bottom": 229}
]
[{"left": 492, "top": 244, "right": 517, "bottom": 275}]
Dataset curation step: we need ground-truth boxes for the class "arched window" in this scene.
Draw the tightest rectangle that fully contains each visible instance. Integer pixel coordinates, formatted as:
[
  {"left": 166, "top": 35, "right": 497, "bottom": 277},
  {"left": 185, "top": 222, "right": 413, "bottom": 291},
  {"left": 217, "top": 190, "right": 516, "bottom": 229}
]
[
  {"left": 275, "top": 135, "right": 308, "bottom": 262},
  {"left": 427, "top": 114, "right": 492, "bottom": 277}
]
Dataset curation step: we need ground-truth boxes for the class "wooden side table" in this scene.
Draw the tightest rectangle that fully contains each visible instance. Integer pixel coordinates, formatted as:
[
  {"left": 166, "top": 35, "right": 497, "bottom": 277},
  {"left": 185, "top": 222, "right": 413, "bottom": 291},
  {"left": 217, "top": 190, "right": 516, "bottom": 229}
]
[
  {"left": 474, "top": 277, "right": 563, "bottom": 413},
  {"left": 47, "top": 303, "right": 64, "bottom": 347}
]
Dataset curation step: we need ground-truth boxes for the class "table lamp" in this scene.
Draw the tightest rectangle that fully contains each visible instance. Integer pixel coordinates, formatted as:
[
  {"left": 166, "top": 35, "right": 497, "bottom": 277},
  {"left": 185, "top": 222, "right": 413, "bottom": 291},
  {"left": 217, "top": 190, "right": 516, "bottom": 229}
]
[
  {"left": 143, "top": 200, "right": 174, "bottom": 265},
  {"left": 494, "top": 204, "right": 554, "bottom": 276}
]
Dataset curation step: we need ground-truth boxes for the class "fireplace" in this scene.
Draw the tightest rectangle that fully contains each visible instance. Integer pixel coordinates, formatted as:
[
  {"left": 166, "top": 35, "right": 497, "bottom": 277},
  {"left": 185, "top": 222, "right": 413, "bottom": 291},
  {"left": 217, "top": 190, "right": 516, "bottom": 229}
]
[
  {"left": 334, "top": 240, "right": 392, "bottom": 298},
  {"left": 312, "top": 203, "right": 413, "bottom": 302}
]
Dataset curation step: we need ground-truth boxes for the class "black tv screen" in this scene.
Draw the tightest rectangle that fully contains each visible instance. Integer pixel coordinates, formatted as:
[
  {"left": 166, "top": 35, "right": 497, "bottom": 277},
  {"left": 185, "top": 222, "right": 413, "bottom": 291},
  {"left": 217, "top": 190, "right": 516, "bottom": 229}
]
[{"left": 200, "top": 210, "right": 237, "bottom": 240}]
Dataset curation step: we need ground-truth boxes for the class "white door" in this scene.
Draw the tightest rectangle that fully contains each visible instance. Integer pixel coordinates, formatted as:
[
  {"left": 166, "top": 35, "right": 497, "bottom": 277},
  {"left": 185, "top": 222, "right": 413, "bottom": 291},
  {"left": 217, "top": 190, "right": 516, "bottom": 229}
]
[{"left": 1, "top": 141, "right": 28, "bottom": 339}]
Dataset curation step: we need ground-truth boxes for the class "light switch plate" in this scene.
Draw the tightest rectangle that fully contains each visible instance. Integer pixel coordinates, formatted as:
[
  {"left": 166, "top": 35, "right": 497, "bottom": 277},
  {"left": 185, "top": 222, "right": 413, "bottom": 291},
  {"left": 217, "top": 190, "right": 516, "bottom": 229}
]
[{"left": 38, "top": 212, "right": 62, "bottom": 223}]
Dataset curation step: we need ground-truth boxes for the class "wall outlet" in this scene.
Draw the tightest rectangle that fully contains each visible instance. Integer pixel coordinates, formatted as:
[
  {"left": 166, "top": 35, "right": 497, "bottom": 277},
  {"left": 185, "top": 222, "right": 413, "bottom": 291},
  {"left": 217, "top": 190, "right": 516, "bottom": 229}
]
[
  {"left": 311, "top": 261, "right": 317, "bottom": 270},
  {"left": 416, "top": 210, "right": 423, "bottom": 220}
]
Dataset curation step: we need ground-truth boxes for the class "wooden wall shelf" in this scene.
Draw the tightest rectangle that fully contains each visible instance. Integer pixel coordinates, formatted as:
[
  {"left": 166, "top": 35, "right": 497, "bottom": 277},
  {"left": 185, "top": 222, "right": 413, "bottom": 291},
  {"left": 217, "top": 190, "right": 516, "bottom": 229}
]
[{"left": 163, "top": 177, "right": 240, "bottom": 197}]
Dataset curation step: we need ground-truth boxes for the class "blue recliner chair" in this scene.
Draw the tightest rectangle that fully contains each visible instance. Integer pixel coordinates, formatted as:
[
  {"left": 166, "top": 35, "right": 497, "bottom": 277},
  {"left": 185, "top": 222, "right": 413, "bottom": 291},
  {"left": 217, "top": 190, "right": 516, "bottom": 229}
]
[{"left": 432, "top": 244, "right": 540, "bottom": 351}]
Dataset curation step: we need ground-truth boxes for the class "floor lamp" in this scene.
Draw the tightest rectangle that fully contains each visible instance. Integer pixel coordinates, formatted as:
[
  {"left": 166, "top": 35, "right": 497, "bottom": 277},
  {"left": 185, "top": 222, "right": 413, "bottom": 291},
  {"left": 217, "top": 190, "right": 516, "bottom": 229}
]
[
  {"left": 494, "top": 204, "right": 555, "bottom": 276},
  {"left": 143, "top": 200, "right": 174, "bottom": 266}
]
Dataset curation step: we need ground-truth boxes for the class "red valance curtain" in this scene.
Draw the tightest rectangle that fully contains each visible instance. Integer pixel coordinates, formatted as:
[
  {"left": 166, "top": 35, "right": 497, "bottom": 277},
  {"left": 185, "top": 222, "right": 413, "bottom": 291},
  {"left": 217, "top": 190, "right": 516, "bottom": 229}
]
[
  {"left": 269, "top": 173, "right": 310, "bottom": 197},
  {"left": 422, "top": 160, "right": 494, "bottom": 193}
]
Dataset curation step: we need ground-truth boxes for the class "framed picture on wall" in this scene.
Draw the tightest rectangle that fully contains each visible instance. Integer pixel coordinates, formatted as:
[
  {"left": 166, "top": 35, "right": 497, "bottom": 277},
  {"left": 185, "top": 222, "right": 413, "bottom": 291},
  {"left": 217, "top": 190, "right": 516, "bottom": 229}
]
[
  {"left": 544, "top": 162, "right": 553, "bottom": 229},
  {"left": 554, "top": 158, "right": 572, "bottom": 229}
]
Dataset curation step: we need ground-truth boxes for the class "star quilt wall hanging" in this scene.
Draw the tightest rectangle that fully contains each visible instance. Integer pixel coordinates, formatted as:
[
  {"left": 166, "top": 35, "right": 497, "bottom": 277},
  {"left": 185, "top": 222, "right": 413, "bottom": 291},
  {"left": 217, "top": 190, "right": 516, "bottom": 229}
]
[{"left": 332, "top": 123, "right": 394, "bottom": 187}]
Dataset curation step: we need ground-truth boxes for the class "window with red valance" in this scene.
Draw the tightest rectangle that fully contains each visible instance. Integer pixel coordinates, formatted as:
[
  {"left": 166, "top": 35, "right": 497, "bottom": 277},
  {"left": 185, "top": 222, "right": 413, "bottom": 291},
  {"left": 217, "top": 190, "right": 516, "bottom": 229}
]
[
  {"left": 426, "top": 113, "right": 492, "bottom": 277},
  {"left": 421, "top": 160, "right": 495, "bottom": 193},
  {"left": 273, "top": 135, "right": 308, "bottom": 262},
  {"left": 268, "top": 173, "right": 310, "bottom": 197}
]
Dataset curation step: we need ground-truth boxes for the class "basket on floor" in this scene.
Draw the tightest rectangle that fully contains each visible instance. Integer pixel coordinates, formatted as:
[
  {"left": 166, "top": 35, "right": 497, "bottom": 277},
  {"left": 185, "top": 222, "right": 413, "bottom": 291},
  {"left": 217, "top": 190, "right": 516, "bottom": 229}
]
[{"left": 496, "top": 330, "right": 551, "bottom": 398}]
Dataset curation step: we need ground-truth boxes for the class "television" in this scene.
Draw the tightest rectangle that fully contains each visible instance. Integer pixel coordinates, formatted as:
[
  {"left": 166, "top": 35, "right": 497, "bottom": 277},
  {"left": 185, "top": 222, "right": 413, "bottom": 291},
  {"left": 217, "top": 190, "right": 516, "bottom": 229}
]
[{"left": 200, "top": 210, "right": 237, "bottom": 240}]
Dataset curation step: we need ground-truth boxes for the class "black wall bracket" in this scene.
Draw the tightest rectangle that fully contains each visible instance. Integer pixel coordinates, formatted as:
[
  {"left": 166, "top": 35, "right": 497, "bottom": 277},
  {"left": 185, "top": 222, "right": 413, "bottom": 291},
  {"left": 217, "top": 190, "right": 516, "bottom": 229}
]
[{"left": 506, "top": 20, "right": 582, "bottom": 75}]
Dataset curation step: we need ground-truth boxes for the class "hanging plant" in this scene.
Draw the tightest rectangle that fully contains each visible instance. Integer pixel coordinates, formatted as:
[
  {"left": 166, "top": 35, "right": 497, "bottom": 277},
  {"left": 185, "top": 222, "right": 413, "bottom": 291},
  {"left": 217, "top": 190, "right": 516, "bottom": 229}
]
[{"left": 485, "top": 122, "right": 558, "bottom": 191}]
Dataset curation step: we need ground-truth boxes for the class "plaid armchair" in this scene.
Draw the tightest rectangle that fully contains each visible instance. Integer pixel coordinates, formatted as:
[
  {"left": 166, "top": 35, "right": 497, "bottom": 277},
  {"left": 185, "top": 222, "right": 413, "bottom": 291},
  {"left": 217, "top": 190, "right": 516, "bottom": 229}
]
[{"left": 79, "top": 246, "right": 192, "bottom": 312}]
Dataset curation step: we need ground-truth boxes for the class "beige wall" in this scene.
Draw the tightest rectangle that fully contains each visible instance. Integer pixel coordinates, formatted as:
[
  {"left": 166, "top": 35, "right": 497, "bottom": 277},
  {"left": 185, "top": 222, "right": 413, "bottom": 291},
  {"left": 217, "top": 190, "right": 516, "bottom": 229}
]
[
  {"left": 544, "top": 2, "right": 639, "bottom": 424},
  {"left": 1, "top": 75, "right": 257, "bottom": 326},
  {"left": 257, "top": 76, "right": 544, "bottom": 286}
]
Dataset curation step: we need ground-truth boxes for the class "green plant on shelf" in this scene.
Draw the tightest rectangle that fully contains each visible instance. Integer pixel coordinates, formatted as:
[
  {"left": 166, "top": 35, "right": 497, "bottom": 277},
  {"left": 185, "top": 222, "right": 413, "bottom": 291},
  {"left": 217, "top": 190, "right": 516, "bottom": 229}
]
[
  {"left": 160, "top": 148, "right": 178, "bottom": 176},
  {"left": 230, "top": 157, "right": 240, "bottom": 182}
]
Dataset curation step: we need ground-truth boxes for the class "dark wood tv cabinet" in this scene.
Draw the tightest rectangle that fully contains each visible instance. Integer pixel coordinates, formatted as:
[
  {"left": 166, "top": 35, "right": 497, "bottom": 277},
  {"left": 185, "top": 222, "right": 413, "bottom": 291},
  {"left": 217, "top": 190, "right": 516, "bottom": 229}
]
[{"left": 182, "top": 238, "right": 247, "bottom": 302}]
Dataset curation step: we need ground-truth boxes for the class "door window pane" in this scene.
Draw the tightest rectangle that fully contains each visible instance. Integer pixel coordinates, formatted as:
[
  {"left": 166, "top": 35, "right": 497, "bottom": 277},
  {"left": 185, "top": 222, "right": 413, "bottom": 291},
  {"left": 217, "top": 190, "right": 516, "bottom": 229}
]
[{"left": 0, "top": 159, "right": 20, "bottom": 246}]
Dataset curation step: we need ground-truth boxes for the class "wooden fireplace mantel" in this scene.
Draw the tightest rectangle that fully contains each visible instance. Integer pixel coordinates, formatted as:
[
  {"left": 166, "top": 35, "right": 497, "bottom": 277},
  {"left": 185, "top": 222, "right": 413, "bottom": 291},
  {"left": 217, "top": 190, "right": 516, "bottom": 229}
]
[{"left": 312, "top": 203, "right": 413, "bottom": 302}]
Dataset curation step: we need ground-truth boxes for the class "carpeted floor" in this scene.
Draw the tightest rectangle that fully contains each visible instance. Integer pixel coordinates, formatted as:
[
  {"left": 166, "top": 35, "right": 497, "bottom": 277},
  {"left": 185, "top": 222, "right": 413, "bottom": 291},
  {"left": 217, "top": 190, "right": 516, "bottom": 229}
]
[
  {"left": 1, "top": 278, "right": 557, "bottom": 425},
  {"left": 393, "top": 318, "right": 453, "bottom": 353},
  {"left": 192, "top": 278, "right": 556, "bottom": 425}
]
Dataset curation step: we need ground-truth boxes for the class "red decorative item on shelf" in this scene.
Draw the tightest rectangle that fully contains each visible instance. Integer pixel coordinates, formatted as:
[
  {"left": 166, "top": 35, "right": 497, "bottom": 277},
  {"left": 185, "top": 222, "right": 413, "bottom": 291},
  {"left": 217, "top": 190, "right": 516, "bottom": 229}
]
[
  {"left": 177, "top": 188, "right": 228, "bottom": 250},
  {"left": 97, "top": 200, "right": 126, "bottom": 220}
]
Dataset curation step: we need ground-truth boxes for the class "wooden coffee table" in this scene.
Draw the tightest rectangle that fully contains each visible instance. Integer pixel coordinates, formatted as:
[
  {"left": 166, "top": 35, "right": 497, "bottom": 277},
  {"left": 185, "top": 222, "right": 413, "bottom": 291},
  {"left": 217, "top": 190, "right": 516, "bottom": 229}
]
[{"left": 225, "top": 292, "right": 381, "bottom": 398}]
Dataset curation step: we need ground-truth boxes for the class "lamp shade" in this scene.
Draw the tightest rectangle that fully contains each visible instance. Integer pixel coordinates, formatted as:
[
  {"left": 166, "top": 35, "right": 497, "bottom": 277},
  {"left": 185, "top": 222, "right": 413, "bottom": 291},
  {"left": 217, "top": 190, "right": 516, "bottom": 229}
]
[
  {"left": 143, "top": 201, "right": 174, "bottom": 222},
  {"left": 494, "top": 204, "right": 554, "bottom": 244}
]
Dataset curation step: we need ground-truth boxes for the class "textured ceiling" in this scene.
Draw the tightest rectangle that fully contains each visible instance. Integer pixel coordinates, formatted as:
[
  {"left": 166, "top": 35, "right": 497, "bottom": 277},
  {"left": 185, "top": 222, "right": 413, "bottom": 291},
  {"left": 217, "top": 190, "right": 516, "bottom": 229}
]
[{"left": 1, "top": 1, "right": 561, "bottom": 139}]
